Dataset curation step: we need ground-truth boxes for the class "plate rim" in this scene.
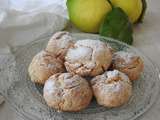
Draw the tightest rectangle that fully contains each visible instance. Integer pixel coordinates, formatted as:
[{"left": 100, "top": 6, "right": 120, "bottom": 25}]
[{"left": 1, "top": 33, "right": 160, "bottom": 120}]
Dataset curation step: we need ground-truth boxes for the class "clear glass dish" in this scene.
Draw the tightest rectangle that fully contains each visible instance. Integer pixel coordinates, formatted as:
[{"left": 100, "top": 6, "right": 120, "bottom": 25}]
[{"left": 0, "top": 33, "right": 159, "bottom": 120}]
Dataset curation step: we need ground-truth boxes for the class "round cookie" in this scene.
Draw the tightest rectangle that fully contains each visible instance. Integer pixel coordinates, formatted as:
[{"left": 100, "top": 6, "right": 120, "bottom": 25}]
[
  {"left": 91, "top": 70, "right": 132, "bottom": 107},
  {"left": 46, "top": 31, "right": 75, "bottom": 61},
  {"left": 43, "top": 73, "right": 93, "bottom": 112},
  {"left": 65, "top": 39, "right": 112, "bottom": 77},
  {"left": 28, "top": 50, "right": 65, "bottom": 84},
  {"left": 112, "top": 51, "right": 144, "bottom": 80}
]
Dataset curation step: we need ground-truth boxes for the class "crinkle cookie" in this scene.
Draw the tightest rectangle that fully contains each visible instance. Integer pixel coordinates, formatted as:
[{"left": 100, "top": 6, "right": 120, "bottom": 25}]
[
  {"left": 28, "top": 50, "right": 65, "bottom": 84},
  {"left": 112, "top": 51, "right": 144, "bottom": 80},
  {"left": 65, "top": 39, "right": 112, "bottom": 77},
  {"left": 43, "top": 73, "right": 93, "bottom": 111},
  {"left": 91, "top": 70, "right": 132, "bottom": 107},
  {"left": 46, "top": 31, "right": 75, "bottom": 61}
]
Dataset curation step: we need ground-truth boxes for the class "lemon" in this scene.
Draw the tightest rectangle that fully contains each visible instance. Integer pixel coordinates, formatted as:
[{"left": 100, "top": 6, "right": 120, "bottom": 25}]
[
  {"left": 110, "top": 0, "right": 143, "bottom": 23},
  {"left": 67, "top": 0, "right": 112, "bottom": 33}
]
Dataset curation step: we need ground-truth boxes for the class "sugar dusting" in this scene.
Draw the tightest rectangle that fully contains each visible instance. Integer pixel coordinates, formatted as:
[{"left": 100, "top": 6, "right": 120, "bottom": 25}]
[
  {"left": 44, "top": 79, "right": 57, "bottom": 94},
  {"left": 106, "top": 70, "right": 124, "bottom": 92},
  {"left": 101, "top": 82, "right": 124, "bottom": 93},
  {"left": 98, "top": 70, "right": 131, "bottom": 93},
  {"left": 114, "top": 51, "right": 136, "bottom": 63},
  {"left": 67, "top": 46, "right": 92, "bottom": 62},
  {"left": 107, "top": 70, "right": 119, "bottom": 78},
  {"left": 59, "top": 35, "right": 73, "bottom": 48}
]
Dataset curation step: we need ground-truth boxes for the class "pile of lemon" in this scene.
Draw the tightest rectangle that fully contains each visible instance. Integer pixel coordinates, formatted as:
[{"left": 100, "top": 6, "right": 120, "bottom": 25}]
[{"left": 67, "top": 0, "right": 146, "bottom": 33}]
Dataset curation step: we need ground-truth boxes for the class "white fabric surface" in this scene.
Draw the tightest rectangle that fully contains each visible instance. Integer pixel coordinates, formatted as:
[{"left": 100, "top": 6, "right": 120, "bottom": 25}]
[
  {"left": 0, "top": 0, "right": 67, "bottom": 116},
  {"left": 0, "top": 0, "right": 67, "bottom": 53},
  {"left": 0, "top": 0, "right": 160, "bottom": 120}
]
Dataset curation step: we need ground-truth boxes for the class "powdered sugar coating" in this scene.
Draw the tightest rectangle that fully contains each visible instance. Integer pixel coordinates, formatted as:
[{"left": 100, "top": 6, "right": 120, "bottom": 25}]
[
  {"left": 107, "top": 70, "right": 119, "bottom": 79},
  {"left": 67, "top": 46, "right": 92, "bottom": 63},
  {"left": 65, "top": 39, "right": 112, "bottom": 77},
  {"left": 106, "top": 70, "right": 130, "bottom": 83},
  {"left": 112, "top": 51, "right": 144, "bottom": 80},
  {"left": 28, "top": 50, "right": 65, "bottom": 84},
  {"left": 43, "top": 73, "right": 93, "bottom": 112},
  {"left": 113, "top": 51, "right": 137, "bottom": 64},
  {"left": 46, "top": 31, "right": 75, "bottom": 61},
  {"left": 91, "top": 70, "right": 132, "bottom": 107}
]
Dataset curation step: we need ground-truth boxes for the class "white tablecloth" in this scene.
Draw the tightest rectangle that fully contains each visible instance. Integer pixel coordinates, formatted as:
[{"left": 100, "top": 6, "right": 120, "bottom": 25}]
[{"left": 0, "top": 0, "right": 160, "bottom": 120}]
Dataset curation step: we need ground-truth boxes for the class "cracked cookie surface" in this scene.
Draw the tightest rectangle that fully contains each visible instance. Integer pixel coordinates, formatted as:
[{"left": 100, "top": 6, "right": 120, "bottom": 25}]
[
  {"left": 28, "top": 50, "right": 65, "bottom": 84},
  {"left": 43, "top": 73, "right": 93, "bottom": 112},
  {"left": 111, "top": 51, "right": 144, "bottom": 80},
  {"left": 65, "top": 39, "right": 112, "bottom": 77},
  {"left": 46, "top": 31, "right": 75, "bottom": 61},
  {"left": 91, "top": 70, "right": 132, "bottom": 107}
]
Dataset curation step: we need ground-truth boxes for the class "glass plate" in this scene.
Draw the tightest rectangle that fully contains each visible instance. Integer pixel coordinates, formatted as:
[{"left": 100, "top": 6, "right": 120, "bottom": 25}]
[{"left": 0, "top": 33, "right": 159, "bottom": 120}]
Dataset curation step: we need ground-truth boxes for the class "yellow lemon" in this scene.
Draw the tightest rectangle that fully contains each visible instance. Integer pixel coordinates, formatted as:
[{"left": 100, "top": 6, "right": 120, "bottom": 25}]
[
  {"left": 67, "top": 0, "right": 112, "bottom": 33},
  {"left": 110, "top": 0, "right": 143, "bottom": 23}
]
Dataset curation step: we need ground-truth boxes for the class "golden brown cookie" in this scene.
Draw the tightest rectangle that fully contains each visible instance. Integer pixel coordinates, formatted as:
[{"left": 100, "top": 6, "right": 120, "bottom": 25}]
[
  {"left": 46, "top": 31, "right": 75, "bottom": 61},
  {"left": 65, "top": 39, "right": 112, "bottom": 77},
  {"left": 43, "top": 73, "right": 93, "bottom": 112},
  {"left": 28, "top": 50, "right": 65, "bottom": 84},
  {"left": 91, "top": 70, "right": 132, "bottom": 107},
  {"left": 112, "top": 51, "right": 144, "bottom": 80}
]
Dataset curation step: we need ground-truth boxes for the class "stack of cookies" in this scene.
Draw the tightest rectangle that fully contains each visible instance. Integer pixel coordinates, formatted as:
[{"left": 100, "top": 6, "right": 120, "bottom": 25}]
[{"left": 28, "top": 31, "right": 144, "bottom": 112}]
